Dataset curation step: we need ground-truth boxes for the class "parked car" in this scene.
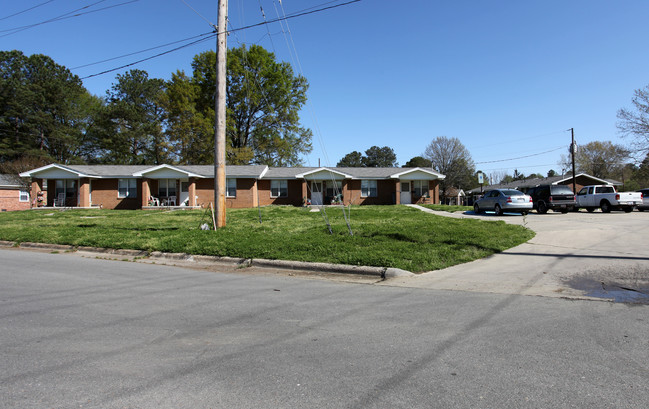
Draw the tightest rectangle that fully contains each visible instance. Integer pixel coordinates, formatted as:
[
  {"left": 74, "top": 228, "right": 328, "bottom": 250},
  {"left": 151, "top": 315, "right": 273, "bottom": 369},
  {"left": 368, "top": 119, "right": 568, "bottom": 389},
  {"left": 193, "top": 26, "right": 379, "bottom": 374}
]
[
  {"left": 575, "top": 185, "right": 643, "bottom": 213},
  {"left": 527, "top": 184, "right": 576, "bottom": 214},
  {"left": 473, "top": 189, "right": 533, "bottom": 215},
  {"left": 637, "top": 188, "right": 649, "bottom": 212}
]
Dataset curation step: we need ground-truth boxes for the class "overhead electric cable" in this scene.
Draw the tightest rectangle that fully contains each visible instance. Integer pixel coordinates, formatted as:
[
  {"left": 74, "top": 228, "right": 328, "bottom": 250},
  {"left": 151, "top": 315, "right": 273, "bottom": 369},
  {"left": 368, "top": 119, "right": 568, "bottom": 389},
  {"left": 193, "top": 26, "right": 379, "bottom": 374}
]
[
  {"left": 179, "top": 0, "right": 216, "bottom": 29},
  {"left": 0, "top": 0, "right": 56, "bottom": 22},
  {"left": 71, "top": 31, "right": 215, "bottom": 70},
  {"left": 78, "top": 0, "right": 360, "bottom": 79},
  {"left": 1, "top": 0, "right": 140, "bottom": 38},
  {"left": 80, "top": 34, "right": 216, "bottom": 79},
  {"left": 475, "top": 146, "right": 566, "bottom": 164}
]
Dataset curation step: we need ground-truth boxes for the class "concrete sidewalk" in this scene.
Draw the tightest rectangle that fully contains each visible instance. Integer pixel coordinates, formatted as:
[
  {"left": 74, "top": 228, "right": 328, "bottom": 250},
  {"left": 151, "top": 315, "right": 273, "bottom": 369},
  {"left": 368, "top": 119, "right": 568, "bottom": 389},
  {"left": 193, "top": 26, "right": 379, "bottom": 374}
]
[{"left": 382, "top": 205, "right": 649, "bottom": 301}]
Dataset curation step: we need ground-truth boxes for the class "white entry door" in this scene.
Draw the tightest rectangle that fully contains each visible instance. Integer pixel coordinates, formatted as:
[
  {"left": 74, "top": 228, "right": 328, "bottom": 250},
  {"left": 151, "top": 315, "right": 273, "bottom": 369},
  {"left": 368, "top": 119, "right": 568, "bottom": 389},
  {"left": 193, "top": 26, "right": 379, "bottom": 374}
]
[
  {"left": 400, "top": 181, "right": 411, "bottom": 204},
  {"left": 179, "top": 181, "right": 189, "bottom": 206},
  {"left": 311, "top": 182, "right": 323, "bottom": 205}
]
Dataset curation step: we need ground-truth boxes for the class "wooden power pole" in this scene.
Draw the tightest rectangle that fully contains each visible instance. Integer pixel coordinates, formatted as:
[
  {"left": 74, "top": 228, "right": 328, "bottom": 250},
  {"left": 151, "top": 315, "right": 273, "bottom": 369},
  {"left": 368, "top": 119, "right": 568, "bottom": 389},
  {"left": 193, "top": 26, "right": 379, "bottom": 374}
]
[
  {"left": 570, "top": 128, "right": 577, "bottom": 195},
  {"left": 214, "top": 0, "right": 227, "bottom": 228}
]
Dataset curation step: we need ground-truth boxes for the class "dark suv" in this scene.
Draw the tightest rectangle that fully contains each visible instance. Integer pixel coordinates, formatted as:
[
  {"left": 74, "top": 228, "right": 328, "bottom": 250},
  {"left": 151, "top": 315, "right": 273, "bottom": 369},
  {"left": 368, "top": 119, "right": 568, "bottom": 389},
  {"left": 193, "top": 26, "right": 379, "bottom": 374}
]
[{"left": 527, "top": 184, "right": 576, "bottom": 214}]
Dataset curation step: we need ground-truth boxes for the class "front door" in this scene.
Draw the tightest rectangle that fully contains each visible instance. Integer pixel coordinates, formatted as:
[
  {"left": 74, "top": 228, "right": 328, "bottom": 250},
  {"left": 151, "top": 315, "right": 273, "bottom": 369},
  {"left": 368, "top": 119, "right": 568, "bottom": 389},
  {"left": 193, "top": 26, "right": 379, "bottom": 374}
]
[
  {"left": 311, "top": 182, "right": 323, "bottom": 205},
  {"left": 180, "top": 181, "right": 189, "bottom": 206},
  {"left": 400, "top": 181, "right": 411, "bottom": 204}
]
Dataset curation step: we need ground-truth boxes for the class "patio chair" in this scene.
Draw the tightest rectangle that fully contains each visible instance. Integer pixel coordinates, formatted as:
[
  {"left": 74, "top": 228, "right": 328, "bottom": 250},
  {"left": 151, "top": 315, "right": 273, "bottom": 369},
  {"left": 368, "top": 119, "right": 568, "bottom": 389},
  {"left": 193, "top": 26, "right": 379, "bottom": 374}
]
[
  {"left": 54, "top": 193, "right": 65, "bottom": 207},
  {"left": 149, "top": 196, "right": 160, "bottom": 206},
  {"left": 164, "top": 196, "right": 176, "bottom": 206}
]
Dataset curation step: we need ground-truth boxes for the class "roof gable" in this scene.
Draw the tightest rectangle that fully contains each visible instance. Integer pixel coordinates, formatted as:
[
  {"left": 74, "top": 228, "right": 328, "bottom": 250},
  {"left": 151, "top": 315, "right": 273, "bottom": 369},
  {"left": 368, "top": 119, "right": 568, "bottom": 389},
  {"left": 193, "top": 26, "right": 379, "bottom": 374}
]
[
  {"left": 295, "top": 168, "right": 352, "bottom": 180},
  {"left": 19, "top": 164, "right": 90, "bottom": 179},
  {"left": 389, "top": 168, "right": 446, "bottom": 180}
]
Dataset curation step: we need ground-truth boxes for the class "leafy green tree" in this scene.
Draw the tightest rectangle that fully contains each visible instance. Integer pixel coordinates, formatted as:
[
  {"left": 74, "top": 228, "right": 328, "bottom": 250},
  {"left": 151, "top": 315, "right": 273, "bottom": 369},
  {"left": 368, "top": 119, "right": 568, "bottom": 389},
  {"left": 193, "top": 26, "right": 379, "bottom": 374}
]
[
  {"left": 424, "top": 136, "right": 475, "bottom": 195},
  {"left": 99, "top": 69, "right": 168, "bottom": 165},
  {"left": 0, "top": 50, "right": 93, "bottom": 164},
  {"left": 547, "top": 169, "right": 557, "bottom": 177},
  {"left": 362, "top": 146, "right": 398, "bottom": 167},
  {"left": 337, "top": 151, "right": 364, "bottom": 167},
  {"left": 404, "top": 156, "right": 432, "bottom": 167},
  {"left": 182, "top": 45, "right": 312, "bottom": 166},
  {"left": 161, "top": 71, "right": 213, "bottom": 164},
  {"left": 617, "top": 84, "right": 649, "bottom": 158}
]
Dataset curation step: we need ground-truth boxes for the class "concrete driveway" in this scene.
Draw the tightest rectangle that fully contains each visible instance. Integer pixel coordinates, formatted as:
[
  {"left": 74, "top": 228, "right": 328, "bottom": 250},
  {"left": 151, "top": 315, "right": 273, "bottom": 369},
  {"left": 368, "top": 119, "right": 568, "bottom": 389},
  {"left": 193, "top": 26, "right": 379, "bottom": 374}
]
[{"left": 385, "top": 206, "right": 649, "bottom": 301}]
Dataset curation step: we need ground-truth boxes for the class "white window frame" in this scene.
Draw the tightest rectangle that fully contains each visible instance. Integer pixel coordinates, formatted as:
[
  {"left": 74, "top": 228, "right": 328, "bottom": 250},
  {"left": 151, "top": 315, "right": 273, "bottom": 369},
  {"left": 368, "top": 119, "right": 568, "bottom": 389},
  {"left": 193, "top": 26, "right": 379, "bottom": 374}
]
[
  {"left": 361, "top": 180, "right": 377, "bottom": 197},
  {"left": 55, "top": 180, "right": 76, "bottom": 199},
  {"left": 158, "top": 179, "right": 177, "bottom": 197},
  {"left": 118, "top": 178, "right": 137, "bottom": 198},
  {"left": 19, "top": 189, "right": 29, "bottom": 202},
  {"left": 270, "top": 180, "right": 288, "bottom": 198},
  {"left": 226, "top": 178, "right": 236, "bottom": 198},
  {"left": 413, "top": 180, "right": 429, "bottom": 197}
]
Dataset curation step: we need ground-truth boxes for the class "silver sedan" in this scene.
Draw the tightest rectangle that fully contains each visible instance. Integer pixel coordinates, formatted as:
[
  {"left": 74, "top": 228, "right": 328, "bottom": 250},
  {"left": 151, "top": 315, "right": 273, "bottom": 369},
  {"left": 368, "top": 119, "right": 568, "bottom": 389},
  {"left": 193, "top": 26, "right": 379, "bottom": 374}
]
[{"left": 474, "top": 189, "right": 533, "bottom": 215}]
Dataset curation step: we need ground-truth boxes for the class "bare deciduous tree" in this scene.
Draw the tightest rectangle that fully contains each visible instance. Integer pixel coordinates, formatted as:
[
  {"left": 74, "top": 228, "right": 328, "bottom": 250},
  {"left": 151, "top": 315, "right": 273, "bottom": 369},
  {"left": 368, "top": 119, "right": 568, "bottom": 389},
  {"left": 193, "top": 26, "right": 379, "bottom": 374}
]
[
  {"left": 424, "top": 136, "right": 475, "bottom": 195},
  {"left": 617, "top": 84, "right": 649, "bottom": 159}
]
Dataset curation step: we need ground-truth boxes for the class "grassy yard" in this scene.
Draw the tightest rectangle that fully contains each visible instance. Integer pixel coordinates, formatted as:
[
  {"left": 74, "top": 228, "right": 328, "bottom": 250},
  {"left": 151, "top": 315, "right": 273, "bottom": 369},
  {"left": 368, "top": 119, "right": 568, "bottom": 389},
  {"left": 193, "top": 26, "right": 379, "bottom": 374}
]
[
  {"left": 421, "top": 204, "right": 473, "bottom": 213},
  {"left": 0, "top": 205, "right": 534, "bottom": 273}
]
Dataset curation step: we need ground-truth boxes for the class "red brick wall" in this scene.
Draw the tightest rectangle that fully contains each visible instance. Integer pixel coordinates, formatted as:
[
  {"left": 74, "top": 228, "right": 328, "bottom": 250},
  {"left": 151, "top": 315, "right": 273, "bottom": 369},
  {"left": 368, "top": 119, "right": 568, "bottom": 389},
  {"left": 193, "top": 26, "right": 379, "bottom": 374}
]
[
  {"left": 257, "top": 179, "right": 303, "bottom": 206},
  {"left": 345, "top": 180, "right": 396, "bottom": 205},
  {"left": 226, "top": 178, "right": 256, "bottom": 208},
  {"left": 0, "top": 189, "right": 30, "bottom": 211},
  {"left": 89, "top": 179, "right": 141, "bottom": 210}
]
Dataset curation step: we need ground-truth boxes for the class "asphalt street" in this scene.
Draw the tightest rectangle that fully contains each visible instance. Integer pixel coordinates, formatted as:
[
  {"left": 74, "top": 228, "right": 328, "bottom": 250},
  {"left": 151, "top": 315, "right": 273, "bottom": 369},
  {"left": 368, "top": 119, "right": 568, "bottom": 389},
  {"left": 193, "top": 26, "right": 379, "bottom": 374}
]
[
  {"left": 397, "top": 207, "right": 649, "bottom": 301},
  {"left": 1, "top": 248, "right": 648, "bottom": 408}
]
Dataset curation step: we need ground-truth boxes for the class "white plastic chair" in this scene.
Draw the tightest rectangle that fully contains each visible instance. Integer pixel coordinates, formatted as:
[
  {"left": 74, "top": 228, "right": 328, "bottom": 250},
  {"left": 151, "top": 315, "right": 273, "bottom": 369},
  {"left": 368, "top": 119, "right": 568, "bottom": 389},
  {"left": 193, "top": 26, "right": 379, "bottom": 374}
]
[{"left": 54, "top": 193, "right": 65, "bottom": 207}]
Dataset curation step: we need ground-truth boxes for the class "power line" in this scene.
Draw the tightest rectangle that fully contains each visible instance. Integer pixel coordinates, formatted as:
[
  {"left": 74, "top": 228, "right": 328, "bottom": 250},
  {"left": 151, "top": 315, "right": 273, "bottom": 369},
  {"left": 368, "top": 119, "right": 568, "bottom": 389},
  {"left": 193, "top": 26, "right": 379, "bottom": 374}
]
[
  {"left": 71, "top": 31, "right": 215, "bottom": 70},
  {"left": 179, "top": 0, "right": 216, "bottom": 29},
  {"left": 78, "top": 0, "right": 361, "bottom": 79},
  {"left": 1, "top": 0, "right": 140, "bottom": 38},
  {"left": 0, "top": 0, "right": 56, "bottom": 22},
  {"left": 80, "top": 34, "right": 216, "bottom": 79},
  {"left": 475, "top": 146, "right": 566, "bottom": 164}
]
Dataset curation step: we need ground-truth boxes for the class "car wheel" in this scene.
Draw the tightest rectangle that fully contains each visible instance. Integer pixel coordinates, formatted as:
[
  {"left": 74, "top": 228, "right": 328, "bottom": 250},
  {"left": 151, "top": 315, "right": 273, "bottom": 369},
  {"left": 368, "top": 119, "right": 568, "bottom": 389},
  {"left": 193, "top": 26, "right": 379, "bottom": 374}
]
[
  {"left": 537, "top": 201, "right": 548, "bottom": 214},
  {"left": 623, "top": 207, "right": 633, "bottom": 213},
  {"left": 494, "top": 204, "right": 502, "bottom": 216},
  {"left": 587, "top": 207, "right": 595, "bottom": 213},
  {"left": 639, "top": 208, "right": 645, "bottom": 212},
  {"left": 473, "top": 203, "right": 481, "bottom": 214},
  {"left": 601, "top": 200, "right": 611, "bottom": 213},
  {"left": 560, "top": 210, "right": 569, "bottom": 214}
]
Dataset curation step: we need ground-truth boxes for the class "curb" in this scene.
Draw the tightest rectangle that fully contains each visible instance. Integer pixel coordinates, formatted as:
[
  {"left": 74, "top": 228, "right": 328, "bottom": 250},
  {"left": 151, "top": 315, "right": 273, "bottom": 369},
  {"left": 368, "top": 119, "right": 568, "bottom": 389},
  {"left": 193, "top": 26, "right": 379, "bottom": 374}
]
[{"left": 2, "top": 241, "right": 414, "bottom": 279}]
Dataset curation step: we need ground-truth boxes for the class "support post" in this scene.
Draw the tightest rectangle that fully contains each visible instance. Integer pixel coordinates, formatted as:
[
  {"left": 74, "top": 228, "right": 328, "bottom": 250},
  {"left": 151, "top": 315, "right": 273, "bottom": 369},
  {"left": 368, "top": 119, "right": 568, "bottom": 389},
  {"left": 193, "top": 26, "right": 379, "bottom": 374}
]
[
  {"left": 214, "top": 0, "right": 228, "bottom": 227},
  {"left": 570, "top": 128, "right": 577, "bottom": 194}
]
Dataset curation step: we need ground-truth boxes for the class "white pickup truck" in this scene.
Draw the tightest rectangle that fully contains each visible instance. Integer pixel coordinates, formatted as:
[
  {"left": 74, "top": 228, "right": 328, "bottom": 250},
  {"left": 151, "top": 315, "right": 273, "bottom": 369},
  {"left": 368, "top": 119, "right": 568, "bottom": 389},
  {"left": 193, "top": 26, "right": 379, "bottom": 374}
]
[{"left": 576, "top": 185, "right": 643, "bottom": 213}]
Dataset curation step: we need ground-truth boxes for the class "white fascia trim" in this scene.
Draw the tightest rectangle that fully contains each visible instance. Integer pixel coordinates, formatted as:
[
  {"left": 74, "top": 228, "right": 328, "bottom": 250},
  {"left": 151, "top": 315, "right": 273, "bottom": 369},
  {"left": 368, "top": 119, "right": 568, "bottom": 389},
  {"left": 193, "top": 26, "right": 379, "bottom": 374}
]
[
  {"left": 295, "top": 167, "right": 352, "bottom": 179},
  {"left": 257, "top": 166, "right": 270, "bottom": 179},
  {"left": 553, "top": 173, "right": 610, "bottom": 186},
  {"left": 389, "top": 167, "right": 446, "bottom": 179},
  {"left": 19, "top": 164, "right": 90, "bottom": 178},
  {"left": 132, "top": 164, "right": 202, "bottom": 178}
]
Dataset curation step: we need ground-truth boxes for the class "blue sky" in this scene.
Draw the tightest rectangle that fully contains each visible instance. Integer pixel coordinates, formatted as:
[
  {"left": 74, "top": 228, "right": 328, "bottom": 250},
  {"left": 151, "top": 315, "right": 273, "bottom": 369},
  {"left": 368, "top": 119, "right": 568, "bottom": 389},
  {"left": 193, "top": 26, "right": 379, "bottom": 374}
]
[{"left": 3, "top": 0, "right": 649, "bottom": 179}]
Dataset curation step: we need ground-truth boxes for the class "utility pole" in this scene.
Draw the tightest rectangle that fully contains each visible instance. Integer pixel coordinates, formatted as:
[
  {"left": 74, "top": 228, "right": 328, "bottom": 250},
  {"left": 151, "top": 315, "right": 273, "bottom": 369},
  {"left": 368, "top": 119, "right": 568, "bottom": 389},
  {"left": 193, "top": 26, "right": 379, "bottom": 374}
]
[
  {"left": 214, "top": 0, "right": 227, "bottom": 228},
  {"left": 570, "top": 128, "right": 577, "bottom": 195}
]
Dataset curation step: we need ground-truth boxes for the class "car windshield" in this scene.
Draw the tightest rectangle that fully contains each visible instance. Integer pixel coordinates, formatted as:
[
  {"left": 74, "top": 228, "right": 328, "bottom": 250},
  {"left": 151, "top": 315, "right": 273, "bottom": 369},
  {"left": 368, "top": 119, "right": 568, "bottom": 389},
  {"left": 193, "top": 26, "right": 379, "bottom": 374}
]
[
  {"left": 501, "top": 189, "right": 523, "bottom": 196},
  {"left": 551, "top": 186, "right": 574, "bottom": 195}
]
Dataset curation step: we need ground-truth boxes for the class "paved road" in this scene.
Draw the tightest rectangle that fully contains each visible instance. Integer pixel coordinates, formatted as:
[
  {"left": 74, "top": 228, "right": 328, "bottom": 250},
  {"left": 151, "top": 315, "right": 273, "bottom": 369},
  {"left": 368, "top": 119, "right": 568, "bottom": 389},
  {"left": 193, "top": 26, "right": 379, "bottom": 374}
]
[
  {"left": 1, "top": 248, "right": 648, "bottom": 408},
  {"left": 395, "top": 207, "right": 649, "bottom": 300}
]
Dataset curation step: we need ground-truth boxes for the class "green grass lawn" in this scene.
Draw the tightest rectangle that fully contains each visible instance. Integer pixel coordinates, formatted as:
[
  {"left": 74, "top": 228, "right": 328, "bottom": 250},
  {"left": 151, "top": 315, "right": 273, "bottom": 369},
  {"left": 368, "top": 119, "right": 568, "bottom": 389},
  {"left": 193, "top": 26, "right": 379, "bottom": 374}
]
[
  {"left": 0, "top": 205, "right": 534, "bottom": 273},
  {"left": 421, "top": 204, "right": 473, "bottom": 213}
]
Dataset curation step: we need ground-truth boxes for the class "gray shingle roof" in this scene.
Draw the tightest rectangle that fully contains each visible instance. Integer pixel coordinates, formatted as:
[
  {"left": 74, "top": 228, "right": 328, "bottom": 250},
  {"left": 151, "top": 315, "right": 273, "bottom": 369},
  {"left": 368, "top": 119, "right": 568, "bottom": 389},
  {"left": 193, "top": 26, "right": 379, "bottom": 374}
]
[
  {"left": 22, "top": 164, "right": 445, "bottom": 180},
  {"left": 0, "top": 174, "right": 22, "bottom": 187}
]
